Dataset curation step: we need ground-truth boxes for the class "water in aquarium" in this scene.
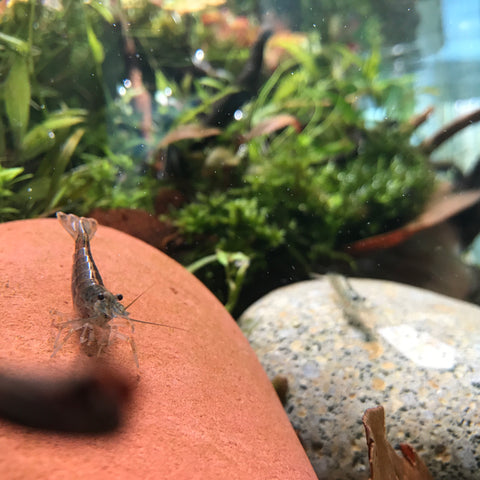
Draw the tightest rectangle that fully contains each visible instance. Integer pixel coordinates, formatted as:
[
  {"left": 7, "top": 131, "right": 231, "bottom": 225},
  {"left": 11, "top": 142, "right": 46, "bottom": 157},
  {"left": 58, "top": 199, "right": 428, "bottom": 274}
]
[{"left": 1, "top": 1, "right": 480, "bottom": 478}]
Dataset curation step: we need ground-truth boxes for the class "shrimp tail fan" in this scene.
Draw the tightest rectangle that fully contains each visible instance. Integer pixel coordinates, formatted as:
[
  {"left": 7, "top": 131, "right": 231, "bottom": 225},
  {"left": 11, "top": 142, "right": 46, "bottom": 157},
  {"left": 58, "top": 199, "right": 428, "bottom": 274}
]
[{"left": 56, "top": 212, "right": 98, "bottom": 240}]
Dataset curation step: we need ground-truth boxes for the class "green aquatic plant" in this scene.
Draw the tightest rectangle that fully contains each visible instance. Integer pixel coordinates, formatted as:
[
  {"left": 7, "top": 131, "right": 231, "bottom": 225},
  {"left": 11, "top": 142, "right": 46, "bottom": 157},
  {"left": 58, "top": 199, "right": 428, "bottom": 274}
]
[
  {"left": 0, "top": 1, "right": 434, "bottom": 313},
  {"left": 0, "top": 1, "right": 255, "bottom": 221},
  {"left": 176, "top": 193, "right": 285, "bottom": 255},
  {"left": 187, "top": 249, "right": 251, "bottom": 313},
  {"left": 0, "top": 165, "right": 30, "bottom": 216},
  {"left": 169, "top": 35, "right": 434, "bottom": 310},
  {"left": 53, "top": 150, "right": 156, "bottom": 215},
  {"left": 0, "top": 1, "right": 105, "bottom": 220}
]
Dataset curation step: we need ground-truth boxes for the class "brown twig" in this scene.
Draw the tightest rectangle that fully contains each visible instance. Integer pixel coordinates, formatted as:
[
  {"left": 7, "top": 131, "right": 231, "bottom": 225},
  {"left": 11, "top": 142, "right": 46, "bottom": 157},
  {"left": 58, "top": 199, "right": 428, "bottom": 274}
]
[
  {"left": 421, "top": 107, "right": 480, "bottom": 155},
  {"left": 112, "top": 0, "right": 153, "bottom": 141},
  {"left": 407, "top": 106, "right": 434, "bottom": 130}
]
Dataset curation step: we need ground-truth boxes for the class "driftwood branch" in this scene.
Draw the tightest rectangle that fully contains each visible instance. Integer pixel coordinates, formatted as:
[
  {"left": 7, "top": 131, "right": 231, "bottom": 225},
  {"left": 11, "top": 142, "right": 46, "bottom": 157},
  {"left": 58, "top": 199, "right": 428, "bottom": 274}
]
[{"left": 421, "top": 107, "right": 480, "bottom": 155}]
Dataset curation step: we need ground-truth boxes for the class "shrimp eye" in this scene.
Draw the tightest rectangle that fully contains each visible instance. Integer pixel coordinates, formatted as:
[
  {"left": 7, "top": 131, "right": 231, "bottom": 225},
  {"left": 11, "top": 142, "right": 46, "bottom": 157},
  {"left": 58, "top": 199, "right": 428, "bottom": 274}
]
[
  {"left": 116, "top": 294, "right": 123, "bottom": 301},
  {"left": 98, "top": 293, "right": 105, "bottom": 300}
]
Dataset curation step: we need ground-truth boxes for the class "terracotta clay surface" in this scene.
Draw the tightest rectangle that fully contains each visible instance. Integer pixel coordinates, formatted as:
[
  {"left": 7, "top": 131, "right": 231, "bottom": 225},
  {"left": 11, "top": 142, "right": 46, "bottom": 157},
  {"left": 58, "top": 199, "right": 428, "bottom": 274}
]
[{"left": 0, "top": 218, "right": 316, "bottom": 480}]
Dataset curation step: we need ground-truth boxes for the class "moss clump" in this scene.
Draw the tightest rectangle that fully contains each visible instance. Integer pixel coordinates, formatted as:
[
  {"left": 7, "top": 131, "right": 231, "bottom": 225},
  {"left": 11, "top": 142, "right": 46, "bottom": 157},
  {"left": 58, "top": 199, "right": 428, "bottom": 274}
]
[{"left": 171, "top": 38, "right": 434, "bottom": 309}]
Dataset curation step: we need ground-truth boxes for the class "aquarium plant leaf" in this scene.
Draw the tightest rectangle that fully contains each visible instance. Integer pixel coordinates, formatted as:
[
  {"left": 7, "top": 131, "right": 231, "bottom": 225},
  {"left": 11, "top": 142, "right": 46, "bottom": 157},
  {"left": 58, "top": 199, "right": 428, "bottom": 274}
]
[
  {"left": 159, "top": 124, "right": 221, "bottom": 147},
  {"left": 21, "top": 111, "right": 86, "bottom": 161},
  {"left": 0, "top": 167, "right": 24, "bottom": 185},
  {"left": 0, "top": 32, "right": 30, "bottom": 55},
  {"left": 176, "top": 86, "right": 240, "bottom": 124},
  {"left": 0, "top": 166, "right": 32, "bottom": 219},
  {"left": 187, "top": 249, "right": 251, "bottom": 312},
  {"left": 20, "top": 125, "right": 57, "bottom": 162},
  {"left": 161, "top": 0, "right": 226, "bottom": 15},
  {"left": 195, "top": 76, "right": 231, "bottom": 92},
  {"left": 86, "top": 22, "right": 105, "bottom": 65},
  {"left": 46, "top": 127, "right": 86, "bottom": 211},
  {"left": 362, "top": 47, "right": 381, "bottom": 82},
  {"left": 0, "top": 116, "right": 6, "bottom": 157},
  {"left": 5, "top": 56, "right": 31, "bottom": 145},
  {"left": 87, "top": 0, "right": 115, "bottom": 24},
  {"left": 243, "top": 114, "right": 302, "bottom": 141}
]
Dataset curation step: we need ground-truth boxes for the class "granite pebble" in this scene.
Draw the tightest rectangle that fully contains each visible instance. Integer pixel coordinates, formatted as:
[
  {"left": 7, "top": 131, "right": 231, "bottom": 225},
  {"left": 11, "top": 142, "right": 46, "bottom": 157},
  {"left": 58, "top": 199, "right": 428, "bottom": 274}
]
[{"left": 239, "top": 277, "right": 480, "bottom": 479}]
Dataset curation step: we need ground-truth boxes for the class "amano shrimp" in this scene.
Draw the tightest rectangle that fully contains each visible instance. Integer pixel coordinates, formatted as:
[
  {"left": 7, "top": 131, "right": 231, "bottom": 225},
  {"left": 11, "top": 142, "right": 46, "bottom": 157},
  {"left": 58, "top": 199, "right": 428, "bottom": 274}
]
[{"left": 52, "top": 212, "right": 175, "bottom": 367}]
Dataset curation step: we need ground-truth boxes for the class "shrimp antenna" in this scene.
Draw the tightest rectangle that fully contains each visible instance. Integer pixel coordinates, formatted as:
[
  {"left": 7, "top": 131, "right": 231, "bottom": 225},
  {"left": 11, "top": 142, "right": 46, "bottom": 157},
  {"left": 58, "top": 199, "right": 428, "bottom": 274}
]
[
  {"left": 122, "top": 285, "right": 188, "bottom": 330},
  {"left": 128, "top": 317, "right": 187, "bottom": 331},
  {"left": 124, "top": 285, "right": 154, "bottom": 310}
]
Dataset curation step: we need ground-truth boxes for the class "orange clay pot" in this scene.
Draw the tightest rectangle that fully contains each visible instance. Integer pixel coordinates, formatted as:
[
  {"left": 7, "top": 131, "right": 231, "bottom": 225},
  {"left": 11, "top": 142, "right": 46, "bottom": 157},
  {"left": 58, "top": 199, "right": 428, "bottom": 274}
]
[{"left": 0, "top": 218, "right": 316, "bottom": 480}]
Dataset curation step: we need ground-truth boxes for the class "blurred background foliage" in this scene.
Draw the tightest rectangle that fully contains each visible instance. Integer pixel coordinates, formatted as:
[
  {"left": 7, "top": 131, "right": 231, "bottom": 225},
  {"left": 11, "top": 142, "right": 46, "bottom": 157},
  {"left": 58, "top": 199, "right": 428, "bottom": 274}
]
[{"left": 0, "top": 0, "right": 435, "bottom": 312}]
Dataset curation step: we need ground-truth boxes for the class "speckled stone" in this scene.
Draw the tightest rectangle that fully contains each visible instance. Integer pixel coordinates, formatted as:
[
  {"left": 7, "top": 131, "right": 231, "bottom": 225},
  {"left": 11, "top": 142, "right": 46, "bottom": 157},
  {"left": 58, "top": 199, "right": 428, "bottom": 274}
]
[{"left": 239, "top": 277, "right": 480, "bottom": 480}]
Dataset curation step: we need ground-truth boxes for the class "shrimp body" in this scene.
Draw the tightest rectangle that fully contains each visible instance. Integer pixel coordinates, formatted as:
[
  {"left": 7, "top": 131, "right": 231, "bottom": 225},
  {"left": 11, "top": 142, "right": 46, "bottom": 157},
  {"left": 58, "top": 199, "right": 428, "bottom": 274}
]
[{"left": 54, "top": 212, "right": 138, "bottom": 365}]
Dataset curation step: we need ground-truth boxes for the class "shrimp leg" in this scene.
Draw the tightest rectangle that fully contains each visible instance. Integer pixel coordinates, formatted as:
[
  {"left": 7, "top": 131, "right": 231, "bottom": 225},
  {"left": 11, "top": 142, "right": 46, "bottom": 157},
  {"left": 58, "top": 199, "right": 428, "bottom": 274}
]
[
  {"left": 104, "top": 325, "right": 139, "bottom": 368},
  {"left": 51, "top": 318, "right": 97, "bottom": 357}
]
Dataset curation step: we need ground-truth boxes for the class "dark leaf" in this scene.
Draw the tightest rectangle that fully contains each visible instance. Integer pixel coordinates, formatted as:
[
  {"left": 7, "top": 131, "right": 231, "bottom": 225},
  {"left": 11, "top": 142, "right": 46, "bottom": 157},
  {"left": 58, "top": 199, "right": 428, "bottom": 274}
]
[
  {"left": 346, "top": 190, "right": 480, "bottom": 254},
  {"left": 363, "top": 406, "right": 434, "bottom": 480}
]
